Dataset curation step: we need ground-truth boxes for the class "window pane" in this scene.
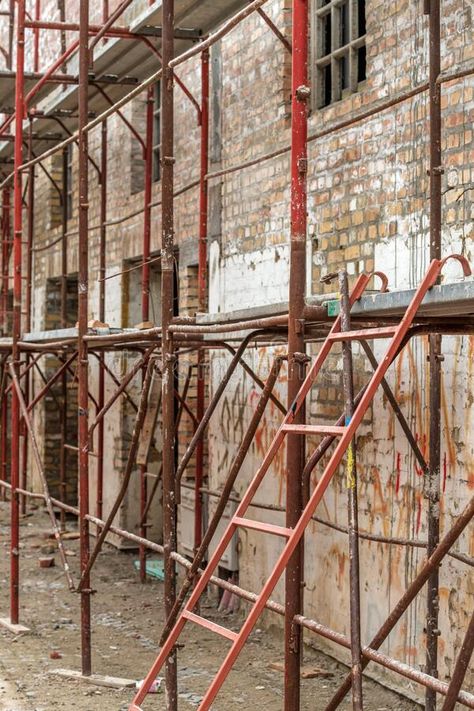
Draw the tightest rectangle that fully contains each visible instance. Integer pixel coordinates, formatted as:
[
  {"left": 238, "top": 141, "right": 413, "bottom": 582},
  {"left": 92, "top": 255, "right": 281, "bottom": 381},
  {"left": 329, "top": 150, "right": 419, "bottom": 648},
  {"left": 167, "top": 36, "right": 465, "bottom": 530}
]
[
  {"left": 357, "top": 44, "right": 366, "bottom": 82},
  {"left": 321, "top": 12, "right": 331, "bottom": 56},
  {"left": 320, "top": 64, "right": 332, "bottom": 107},
  {"left": 340, "top": 1, "right": 350, "bottom": 47},
  {"left": 339, "top": 54, "right": 349, "bottom": 90},
  {"left": 358, "top": 0, "right": 366, "bottom": 36}
]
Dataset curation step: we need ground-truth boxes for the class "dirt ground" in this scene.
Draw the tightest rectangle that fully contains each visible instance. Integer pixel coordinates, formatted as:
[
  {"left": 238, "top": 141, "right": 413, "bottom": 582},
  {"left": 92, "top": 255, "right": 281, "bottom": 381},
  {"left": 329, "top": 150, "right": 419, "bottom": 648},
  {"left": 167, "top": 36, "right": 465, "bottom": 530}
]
[{"left": 0, "top": 503, "right": 420, "bottom": 711}]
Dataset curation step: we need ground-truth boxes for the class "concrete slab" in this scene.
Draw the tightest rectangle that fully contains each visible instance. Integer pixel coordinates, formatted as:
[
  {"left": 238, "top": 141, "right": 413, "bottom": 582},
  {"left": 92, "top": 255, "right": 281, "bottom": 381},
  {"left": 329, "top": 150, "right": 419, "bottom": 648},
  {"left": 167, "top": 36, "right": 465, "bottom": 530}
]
[
  {"left": 49, "top": 669, "right": 136, "bottom": 689},
  {"left": 0, "top": 618, "right": 30, "bottom": 635}
]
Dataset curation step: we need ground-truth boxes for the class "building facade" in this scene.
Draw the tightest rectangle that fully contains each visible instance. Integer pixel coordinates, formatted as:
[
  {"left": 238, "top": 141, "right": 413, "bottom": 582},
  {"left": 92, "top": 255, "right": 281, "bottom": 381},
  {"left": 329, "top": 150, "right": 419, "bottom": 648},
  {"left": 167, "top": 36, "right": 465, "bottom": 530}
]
[{"left": 0, "top": 0, "right": 472, "bottom": 701}]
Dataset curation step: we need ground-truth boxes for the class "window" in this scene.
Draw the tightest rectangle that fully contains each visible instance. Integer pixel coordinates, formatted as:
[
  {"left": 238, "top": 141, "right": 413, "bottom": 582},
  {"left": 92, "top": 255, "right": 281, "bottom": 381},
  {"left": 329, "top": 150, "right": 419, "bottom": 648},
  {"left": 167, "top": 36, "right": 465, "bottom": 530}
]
[
  {"left": 65, "top": 144, "right": 74, "bottom": 220},
  {"left": 312, "top": 0, "right": 366, "bottom": 109},
  {"left": 153, "top": 81, "right": 161, "bottom": 183}
]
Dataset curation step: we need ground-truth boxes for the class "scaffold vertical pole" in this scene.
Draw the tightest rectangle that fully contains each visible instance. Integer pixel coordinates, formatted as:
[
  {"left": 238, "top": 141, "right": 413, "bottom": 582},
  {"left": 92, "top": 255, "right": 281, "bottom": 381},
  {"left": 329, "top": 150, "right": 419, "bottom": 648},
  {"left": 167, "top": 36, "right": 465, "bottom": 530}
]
[
  {"left": 78, "top": 0, "right": 92, "bottom": 677},
  {"left": 139, "top": 85, "right": 154, "bottom": 582},
  {"left": 195, "top": 47, "right": 209, "bottom": 558},
  {"left": 426, "top": 0, "right": 442, "bottom": 707},
  {"left": 10, "top": 0, "right": 26, "bottom": 626},
  {"left": 20, "top": 118, "right": 35, "bottom": 515},
  {"left": 161, "top": 0, "right": 178, "bottom": 707},
  {"left": 339, "top": 270, "right": 364, "bottom": 710},
  {"left": 285, "top": 1, "right": 308, "bottom": 709},
  {"left": 96, "top": 119, "right": 107, "bottom": 521},
  {"left": 59, "top": 146, "right": 68, "bottom": 530}
]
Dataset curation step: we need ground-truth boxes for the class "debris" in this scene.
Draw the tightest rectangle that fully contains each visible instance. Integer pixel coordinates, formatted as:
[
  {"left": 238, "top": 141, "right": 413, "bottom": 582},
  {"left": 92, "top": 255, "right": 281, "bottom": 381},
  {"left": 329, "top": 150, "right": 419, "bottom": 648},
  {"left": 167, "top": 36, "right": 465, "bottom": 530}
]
[
  {"left": 268, "top": 661, "right": 334, "bottom": 678},
  {"left": 88, "top": 319, "right": 109, "bottom": 329},
  {"left": 38, "top": 556, "right": 55, "bottom": 568},
  {"left": 49, "top": 651, "right": 62, "bottom": 660},
  {"left": 136, "top": 678, "right": 162, "bottom": 694},
  {"left": 48, "top": 531, "right": 79, "bottom": 541},
  {"left": 133, "top": 559, "right": 164, "bottom": 581}
]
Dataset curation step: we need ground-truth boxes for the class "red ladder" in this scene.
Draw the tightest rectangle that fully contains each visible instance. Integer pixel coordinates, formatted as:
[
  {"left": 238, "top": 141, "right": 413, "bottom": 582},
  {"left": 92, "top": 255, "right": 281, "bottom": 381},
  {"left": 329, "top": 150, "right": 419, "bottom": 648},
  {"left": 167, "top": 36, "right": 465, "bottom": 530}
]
[{"left": 129, "top": 254, "right": 471, "bottom": 711}]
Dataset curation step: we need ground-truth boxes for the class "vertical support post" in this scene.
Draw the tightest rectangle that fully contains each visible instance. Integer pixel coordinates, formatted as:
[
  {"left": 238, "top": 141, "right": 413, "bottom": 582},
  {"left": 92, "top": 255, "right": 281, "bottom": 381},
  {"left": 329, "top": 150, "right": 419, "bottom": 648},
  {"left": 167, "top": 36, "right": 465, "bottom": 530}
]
[
  {"left": 78, "top": 0, "right": 92, "bottom": 677},
  {"left": 339, "top": 271, "right": 363, "bottom": 711},
  {"left": 59, "top": 146, "right": 68, "bottom": 529},
  {"left": 425, "top": 1, "right": 442, "bottom": 708},
  {"left": 161, "top": 0, "right": 178, "bottom": 708},
  {"left": 10, "top": 0, "right": 26, "bottom": 627},
  {"left": 96, "top": 120, "right": 107, "bottom": 521},
  {"left": 139, "top": 87, "right": 154, "bottom": 582},
  {"left": 33, "top": 0, "right": 40, "bottom": 72},
  {"left": 440, "top": 609, "right": 474, "bottom": 711},
  {"left": 285, "top": 1, "right": 308, "bottom": 708},
  {"left": 0, "top": 189, "right": 10, "bottom": 503},
  {"left": 8, "top": 1, "right": 15, "bottom": 71},
  {"left": 0, "top": 189, "right": 10, "bottom": 337},
  {"left": 21, "top": 119, "right": 35, "bottom": 515},
  {"left": 195, "top": 48, "right": 209, "bottom": 557}
]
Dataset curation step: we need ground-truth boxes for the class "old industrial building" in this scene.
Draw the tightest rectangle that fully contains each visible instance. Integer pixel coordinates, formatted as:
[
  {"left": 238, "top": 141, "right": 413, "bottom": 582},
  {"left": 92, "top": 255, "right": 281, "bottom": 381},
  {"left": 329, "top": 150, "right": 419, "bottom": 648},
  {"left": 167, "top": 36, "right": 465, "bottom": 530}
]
[{"left": 0, "top": 0, "right": 472, "bottom": 709}]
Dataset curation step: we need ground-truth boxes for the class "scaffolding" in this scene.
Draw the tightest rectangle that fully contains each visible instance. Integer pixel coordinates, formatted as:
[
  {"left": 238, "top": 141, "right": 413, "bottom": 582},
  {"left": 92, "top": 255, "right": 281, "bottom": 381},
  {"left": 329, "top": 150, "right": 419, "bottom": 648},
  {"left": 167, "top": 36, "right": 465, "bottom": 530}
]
[{"left": 0, "top": 1, "right": 472, "bottom": 710}]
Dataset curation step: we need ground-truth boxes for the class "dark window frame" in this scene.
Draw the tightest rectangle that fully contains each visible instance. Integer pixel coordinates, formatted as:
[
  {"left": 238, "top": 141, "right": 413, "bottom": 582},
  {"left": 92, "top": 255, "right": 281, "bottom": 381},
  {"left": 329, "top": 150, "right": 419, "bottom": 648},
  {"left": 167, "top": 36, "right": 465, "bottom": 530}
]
[{"left": 312, "top": 0, "right": 366, "bottom": 109}]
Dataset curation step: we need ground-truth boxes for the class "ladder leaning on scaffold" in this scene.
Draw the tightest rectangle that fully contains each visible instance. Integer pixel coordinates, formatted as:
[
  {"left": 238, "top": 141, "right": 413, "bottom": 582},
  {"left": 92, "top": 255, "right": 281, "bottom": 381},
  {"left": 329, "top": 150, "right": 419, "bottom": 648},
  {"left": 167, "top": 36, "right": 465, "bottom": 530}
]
[{"left": 129, "top": 253, "right": 471, "bottom": 711}]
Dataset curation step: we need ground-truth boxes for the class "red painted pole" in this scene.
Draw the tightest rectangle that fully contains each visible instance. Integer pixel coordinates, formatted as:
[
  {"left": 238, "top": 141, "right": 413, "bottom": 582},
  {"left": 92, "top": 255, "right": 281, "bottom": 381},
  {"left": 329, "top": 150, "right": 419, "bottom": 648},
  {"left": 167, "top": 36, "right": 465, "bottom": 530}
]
[
  {"left": 96, "top": 120, "right": 107, "bottom": 521},
  {"left": 10, "top": 0, "right": 26, "bottom": 626},
  {"left": 33, "top": 0, "right": 40, "bottom": 73},
  {"left": 285, "top": 0, "right": 309, "bottom": 708},
  {"left": 139, "top": 86, "right": 154, "bottom": 582},
  {"left": 194, "top": 48, "right": 209, "bottom": 557},
  {"left": 20, "top": 119, "right": 35, "bottom": 516},
  {"left": 0, "top": 189, "right": 10, "bottom": 503},
  {"left": 0, "top": 188, "right": 10, "bottom": 335}
]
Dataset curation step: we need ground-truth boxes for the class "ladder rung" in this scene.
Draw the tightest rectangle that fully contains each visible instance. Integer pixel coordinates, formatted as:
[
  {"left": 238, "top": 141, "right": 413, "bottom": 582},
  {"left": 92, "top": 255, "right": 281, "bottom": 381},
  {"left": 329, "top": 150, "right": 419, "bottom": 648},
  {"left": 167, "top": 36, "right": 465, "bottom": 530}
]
[
  {"left": 182, "top": 610, "right": 238, "bottom": 641},
  {"left": 281, "top": 424, "right": 346, "bottom": 436},
  {"left": 233, "top": 516, "right": 292, "bottom": 537},
  {"left": 328, "top": 326, "right": 397, "bottom": 342}
]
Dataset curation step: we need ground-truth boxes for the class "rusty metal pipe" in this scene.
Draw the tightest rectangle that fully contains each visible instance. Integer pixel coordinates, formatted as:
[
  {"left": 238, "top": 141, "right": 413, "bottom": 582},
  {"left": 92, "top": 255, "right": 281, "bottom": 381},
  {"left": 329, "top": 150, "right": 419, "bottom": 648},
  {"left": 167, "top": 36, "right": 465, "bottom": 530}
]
[
  {"left": 339, "top": 271, "right": 363, "bottom": 710},
  {"left": 324, "top": 496, "right": 474, "bottom": 710},
  {"left": 9, "top": 0, "right": 26, "bottom": 626},
  {"left": 159, "top": 356, "right": 285, "bottom": 646},
  {"left": 77, "top": 0, "right": 91, "bottom": 676},
  {"left": 175, "top": 331, "right": 265, "bottom": 497},
  {"left": 161, "top": 0, "right": 178, "bottom": 705},
  {"left": 441, "top": 609, "right": 474, "bottom": 711},
  {"left": 8, "top": 364, "right": 75, "bottom": 590},
  {"left": 87, "top": 347, "right": 155, "bottom": 437},
  {"left": 77, "top": 359, "right": 156, "bottom": 591},
  {"left": 426, "top": 2, "right": 443, "bottom": 706}
]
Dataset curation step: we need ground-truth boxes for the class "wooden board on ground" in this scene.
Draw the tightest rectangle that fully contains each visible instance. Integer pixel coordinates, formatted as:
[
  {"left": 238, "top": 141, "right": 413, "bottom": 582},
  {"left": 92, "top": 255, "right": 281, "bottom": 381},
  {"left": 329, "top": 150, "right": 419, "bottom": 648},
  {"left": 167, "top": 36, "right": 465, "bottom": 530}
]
[
  {"left": 49, "top": 669, "right": 136, "bottom": 689},
  {"left": 0, "top": 618, "right": 30, "bottom": 635},
  {"left": 269, "top": 661, "right": 334, "bottom": 678}
]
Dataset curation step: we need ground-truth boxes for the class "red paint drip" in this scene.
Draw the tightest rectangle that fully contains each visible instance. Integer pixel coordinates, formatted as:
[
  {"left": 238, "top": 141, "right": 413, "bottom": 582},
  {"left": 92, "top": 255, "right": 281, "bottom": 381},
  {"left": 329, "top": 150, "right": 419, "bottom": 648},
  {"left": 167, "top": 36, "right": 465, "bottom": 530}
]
[
  {"left": 416, "top": 496, "right": 422, "bottom": 535},
  {"left": 442, "top": 451, "right": 447, "bottom": 493},
  {"left": 395, "top": 452, "right": 401, "bottom": 494}
]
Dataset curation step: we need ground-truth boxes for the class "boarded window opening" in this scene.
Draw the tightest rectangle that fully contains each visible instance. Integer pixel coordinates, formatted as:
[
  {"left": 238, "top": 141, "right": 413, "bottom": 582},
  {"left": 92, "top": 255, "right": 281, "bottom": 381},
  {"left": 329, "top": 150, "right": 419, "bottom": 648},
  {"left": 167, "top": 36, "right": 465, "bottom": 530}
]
[{"left": 43, "top": 275, "right": 78, "bottom": 505}]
